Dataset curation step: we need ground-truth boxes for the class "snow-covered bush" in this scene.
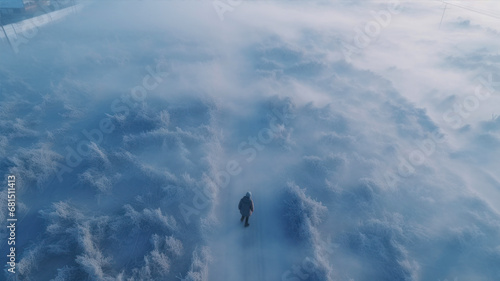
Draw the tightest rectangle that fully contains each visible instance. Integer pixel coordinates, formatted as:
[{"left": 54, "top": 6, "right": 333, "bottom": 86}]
[
  {"left": 182, "top": 247, "right": 211, "bottom": 281},
  {"left": 282, "top": 182, "right": 328, "bottom": 242}
]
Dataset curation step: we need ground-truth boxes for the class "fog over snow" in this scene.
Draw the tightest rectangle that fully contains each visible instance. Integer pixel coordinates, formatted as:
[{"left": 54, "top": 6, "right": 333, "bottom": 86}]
[{"left": 1, "top": 1, "right": 500, "bottom": 281}]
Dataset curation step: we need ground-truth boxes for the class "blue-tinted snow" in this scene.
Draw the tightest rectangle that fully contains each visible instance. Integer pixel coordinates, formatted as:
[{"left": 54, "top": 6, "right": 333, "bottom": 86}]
[{"left": 1, "top": 1, "right": 500, "bottom": 281}]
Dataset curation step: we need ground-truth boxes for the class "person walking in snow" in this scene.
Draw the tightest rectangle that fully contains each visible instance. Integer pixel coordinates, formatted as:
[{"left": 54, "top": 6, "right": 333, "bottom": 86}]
[{"left": 238, "top": 192, "right": 254, "bottom": 227}]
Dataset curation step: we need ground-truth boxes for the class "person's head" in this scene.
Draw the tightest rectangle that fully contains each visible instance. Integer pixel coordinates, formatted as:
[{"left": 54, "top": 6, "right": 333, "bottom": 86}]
[{"left": 246, "top": 191, "right": 252, "bottom": 198}]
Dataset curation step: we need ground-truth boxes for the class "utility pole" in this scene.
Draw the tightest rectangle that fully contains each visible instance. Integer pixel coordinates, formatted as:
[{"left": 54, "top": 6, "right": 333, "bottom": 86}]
[
  {"left": 439, "top": 2, "right": 448, "bottom": 29},
  {"left": 0, "top": 14, "right": 15, "bottom": 51}
]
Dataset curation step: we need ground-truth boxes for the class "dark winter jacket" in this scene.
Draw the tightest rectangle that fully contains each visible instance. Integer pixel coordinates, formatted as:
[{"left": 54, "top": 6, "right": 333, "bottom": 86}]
[{"left": 238, "top": 195, "right": 254, "bottom": 217}]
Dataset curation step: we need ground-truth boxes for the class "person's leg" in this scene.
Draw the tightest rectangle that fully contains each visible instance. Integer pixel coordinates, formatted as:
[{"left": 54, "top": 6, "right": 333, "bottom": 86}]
[
  {"left": 245, "top": 216, "right": 249, "bottom": 226},
  {"left": 240, "top": 215, "right": 244, "bottom": 222}
]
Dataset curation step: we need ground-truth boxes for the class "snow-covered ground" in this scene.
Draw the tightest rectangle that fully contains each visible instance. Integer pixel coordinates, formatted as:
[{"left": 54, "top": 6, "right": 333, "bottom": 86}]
[{"left": 1, "top": 1, "right": 500, "bottom": 280}]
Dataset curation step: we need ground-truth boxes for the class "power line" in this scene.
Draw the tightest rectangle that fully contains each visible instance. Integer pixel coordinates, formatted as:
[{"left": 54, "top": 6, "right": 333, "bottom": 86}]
[
  {"left": 440, "top": 1, "right": 500, "bottom": 20},
  {"left": 439, "top": 2, "right": 448, "bottom": 29}
]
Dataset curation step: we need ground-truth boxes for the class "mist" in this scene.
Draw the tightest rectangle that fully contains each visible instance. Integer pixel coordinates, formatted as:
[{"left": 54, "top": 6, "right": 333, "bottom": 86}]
[{"left": 1, "top": 1, "right": 500, "bottom": 280}]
